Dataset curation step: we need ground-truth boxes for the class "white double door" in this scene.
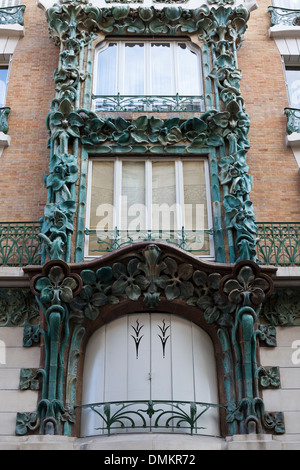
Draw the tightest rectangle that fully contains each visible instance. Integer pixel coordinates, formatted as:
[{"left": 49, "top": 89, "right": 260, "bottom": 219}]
[{"left": 81, "top": 313, "right": 220, "bottom": 437}]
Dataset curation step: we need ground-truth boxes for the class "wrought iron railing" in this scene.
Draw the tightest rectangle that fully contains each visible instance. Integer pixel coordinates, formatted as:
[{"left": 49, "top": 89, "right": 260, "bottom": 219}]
[
  {"left": 269, "top": 6, "right": 300, "bottom": 27},
  {"left": 285, "top": 107, "right": 300, "bottom": 134},
  {"left": 85, "top": 227, "right": 213, "bottom": 255},
  {"left": 92, "top": 94, "right": 205, "bottom": 113},
  {"left": 76, "top": 400, "right": 225, "bottom": 436},
  {"left": 0, "top": 107, "right": 10, "bottom": 134},
  {"left": 256, "top": 222, "right": 300, "bottom": 267},
  {"left": 0, "top": 5, "right": 25, "bottom": 25},
  {"left": 0, "top": 221, "right": 42, "bottom": 266}
]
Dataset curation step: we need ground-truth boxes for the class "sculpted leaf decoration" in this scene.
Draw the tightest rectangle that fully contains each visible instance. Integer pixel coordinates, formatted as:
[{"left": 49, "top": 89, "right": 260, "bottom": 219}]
[
  {"left": 112, "top": 259, "right": 150, "bottom": 301},
  {"left": 188, "top": 271, "right": 235, "bottom": 325},
  {"left": 220, "top": 263, "right": 273, "bottom": 308},
  {"left": 32, "top": 263, "right": 82, "bottom": 307},
  {"left": 162, "top": 258, "right": 194, "bottom": 301},
  {"left": 69, "top": 266, "right": 118, "bottom": 321}
]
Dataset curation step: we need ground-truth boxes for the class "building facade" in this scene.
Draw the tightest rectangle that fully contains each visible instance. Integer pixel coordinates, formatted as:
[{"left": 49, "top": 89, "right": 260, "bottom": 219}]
[{"left": 0, "top": 0, "right": 300, "bottom": 450}]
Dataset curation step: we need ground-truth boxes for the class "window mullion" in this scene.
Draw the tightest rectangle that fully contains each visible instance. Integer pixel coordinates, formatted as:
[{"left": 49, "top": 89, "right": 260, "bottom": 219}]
[
  {"left": 146, "top": 42, "right": 151, "bottom": 95},
  {"left": 118, "top": 42, "right": 124, "bottom": 94},
  {"left": 173, "top": 42, "right": 178, "bottom": 95}
]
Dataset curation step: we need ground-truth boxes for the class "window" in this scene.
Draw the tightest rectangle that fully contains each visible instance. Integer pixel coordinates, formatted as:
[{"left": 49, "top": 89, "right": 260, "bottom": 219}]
[
  {"left": 285, "top": 66, "right": 300, "bottom": 108},
  {"left": 93, "top": 39, "right": 204, "bottom": 111},
  {"left": 0, "top": 66, "right": 9, "bottom": 107},
  {"left": 85, "top": 157, "right": 213, "bottom": 257}
]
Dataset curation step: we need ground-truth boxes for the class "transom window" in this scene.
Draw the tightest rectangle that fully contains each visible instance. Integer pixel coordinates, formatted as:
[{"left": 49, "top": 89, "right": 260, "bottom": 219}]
[
  {"left": 85, "top": 157, "right": 213, "bottom": 257},
  {"left": 93, "top": 39, "right": 204, "bottom": 112}
]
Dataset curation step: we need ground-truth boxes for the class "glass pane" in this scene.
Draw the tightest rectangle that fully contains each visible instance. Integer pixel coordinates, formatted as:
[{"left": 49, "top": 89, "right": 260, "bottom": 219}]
[
  {"left": 124, "top": 43, "right": 145, "bottom": 95},
  {"left": 151, "top": 43, "right": 172, "bottom": 95},
  {"left": 183, "top": 161, "right": 210, "bottom": 254},
  {"left": 286, "top": 67, "right": 300, "bottom": 108},
  {"left": 0, "top": 67, "right": 8, "bottom": 107},
  {"left": 177, "top": 43, "right": 201, "bottom": 96},
  {"left": 272, "top": 0, "right": 299, "bottom": 7},
  {"left": 152, "top": 162, "right": 176, "bottom": 231},
  {"left": 121, "top": 162, "right": 146, "bottom": 231},
  {"left": 96, "top": 43, "right": 117, "bottom": 95},
  {"left": 89, "top": 162, "right": 114, "bottom": 254}
]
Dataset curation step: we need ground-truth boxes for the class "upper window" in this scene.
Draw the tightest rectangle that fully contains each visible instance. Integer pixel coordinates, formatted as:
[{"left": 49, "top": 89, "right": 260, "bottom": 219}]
[
  {"left": 93, "top": 39, "right": 204, "bottom": 112},
  {"left": 285, "top": 66, "right": 300, "bottom": 108}
]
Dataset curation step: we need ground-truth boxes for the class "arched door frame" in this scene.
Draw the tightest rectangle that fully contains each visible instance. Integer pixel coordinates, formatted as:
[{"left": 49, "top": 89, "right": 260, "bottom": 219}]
[{"left": 26, "top": 241, "right": 276, "bottom": 437}]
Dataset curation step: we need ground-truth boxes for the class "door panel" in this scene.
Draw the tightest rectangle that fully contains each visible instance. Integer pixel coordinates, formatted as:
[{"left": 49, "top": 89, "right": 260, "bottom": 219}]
[{"left": 81, "top": 313, "right": 220, "bottom": 437}]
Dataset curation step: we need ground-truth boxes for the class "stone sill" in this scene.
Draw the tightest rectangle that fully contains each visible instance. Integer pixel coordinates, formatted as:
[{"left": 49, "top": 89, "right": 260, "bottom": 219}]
[
  {"left": 269, "top": 25, "right": 300, "bottom": 39},
  {"left": 0, "top": 433, "right": 299, "bottom": 450},
  {"left": 0, "top": 133, "right": 10, "bottom": 148},
  {"left": 286, "top": 132, "right": 300, "bottom": 148},
  {"left": 0, "top": 24, "right": 24, "bottom": 38}
]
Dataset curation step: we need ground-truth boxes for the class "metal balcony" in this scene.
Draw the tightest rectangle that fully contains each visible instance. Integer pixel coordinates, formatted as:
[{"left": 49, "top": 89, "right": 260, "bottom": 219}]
[
  {"left": 0, "top": 221, "right": 42, "bottom": 266},
  {"left": 269, "top": 6, "right": 300, "bottom": 27},
  {"left": 76, "top": 399, "right": 226, "bottom": 436}
]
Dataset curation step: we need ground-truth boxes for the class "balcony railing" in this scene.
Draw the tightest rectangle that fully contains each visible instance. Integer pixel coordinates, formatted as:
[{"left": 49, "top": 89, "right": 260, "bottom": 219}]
[
  {"left": 285, "top": 107, "right": 300, "bottom": 134},
  {"left": 256, "top": 222, "right": 300, "bottom": 267},
  {"left": 0, "top": 107, "right": 10, "bottom": 134},
  {"left": 0, "top": 221, "right": 42, "bottom": 267},
  {"left": 0, "top": 5, "right": 25, "bottom": 25},
  {"left": 85, "top": 227, "right": 213, "bottom": 256},
  {"left": 269, "top": 6, "right": 300, "bottom": 27},
  {"left": 92, "top": 94, "right": 205, "bottom": 113},
  {"left": 1, "top": 222, "right": 300, "bottom": 268},
  {"left": 76, "top": 399, "right": 226, "bottom": 436}
]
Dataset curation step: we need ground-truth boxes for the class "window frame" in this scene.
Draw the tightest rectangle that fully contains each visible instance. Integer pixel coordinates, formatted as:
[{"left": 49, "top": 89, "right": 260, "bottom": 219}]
[
  {"left": 84, "top": 155, "right": 214, "bottom": 259},
  {"left": 284, "top": 64, "right": 300, "bottom": 109},
  {"left": 0, "top": 62, "right": 10, "bottom": 108}
]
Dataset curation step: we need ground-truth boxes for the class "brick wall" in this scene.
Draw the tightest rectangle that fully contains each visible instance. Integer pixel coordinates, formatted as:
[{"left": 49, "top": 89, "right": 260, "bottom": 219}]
[
  {"left": 239, "top": 0, "right": 300, "bottom": 222},
  {"left": 0, "top": 0, "right": 58, "bottom": 221}
]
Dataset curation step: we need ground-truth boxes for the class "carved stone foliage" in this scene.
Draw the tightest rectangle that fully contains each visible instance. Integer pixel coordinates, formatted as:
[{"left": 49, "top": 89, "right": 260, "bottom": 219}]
[
  {"left": 260, "top": 287, "right": 300, "bottom": 326},
  {"left": 69, "top": 244, "right": 236, "bottom": 326},
  {"left": 28, "top": 261, "right": 82, "bottom": 435},
  {"left": 40, "top": 0, "right": 256, "bottom": 265},
  {"left": 0, "top": 288, "right": 39, "bottom": 327}
]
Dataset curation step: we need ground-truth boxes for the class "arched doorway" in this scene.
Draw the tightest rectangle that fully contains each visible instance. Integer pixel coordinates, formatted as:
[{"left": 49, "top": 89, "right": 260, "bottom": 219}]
[{"left": 80, "top": 313, "right": 220, "bottom": 437}]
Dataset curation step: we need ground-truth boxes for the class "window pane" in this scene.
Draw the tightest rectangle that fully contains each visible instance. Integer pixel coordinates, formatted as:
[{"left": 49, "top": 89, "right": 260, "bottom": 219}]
[
  {"left": 183, "top": 161, "right": 210, "bottom": 254},
  {"left": 124, "top": 43, "right": 145, "bottom": 95},
  {"left": 152, "top": 162, "right": 176, "bottom": 231},
  {"left": 89, "top": 161, "right": 114, "bottom": 254},
  {"left": 286, "top": 67, "right": 300, "bottom": 108},
  {"left": 96, "top": 43, "right": 117, "bottom": 95},
  {"left": 151, "top": 43, "right": 172, "bottom": 95},
  {"left": 0, "top": 67, "right": 8, "bottom": 107},
  {"left": 177, "top": 44, "right": 201, "bottom": 96},
  {"left": 122, "top": 162, "right": 146, "bottom": 231}
]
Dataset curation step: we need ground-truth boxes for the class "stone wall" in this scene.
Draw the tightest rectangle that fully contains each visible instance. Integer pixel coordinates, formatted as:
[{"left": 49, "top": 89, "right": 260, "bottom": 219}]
[{"left": 0, "top": 327, "right": 39, "bottom": 436}]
